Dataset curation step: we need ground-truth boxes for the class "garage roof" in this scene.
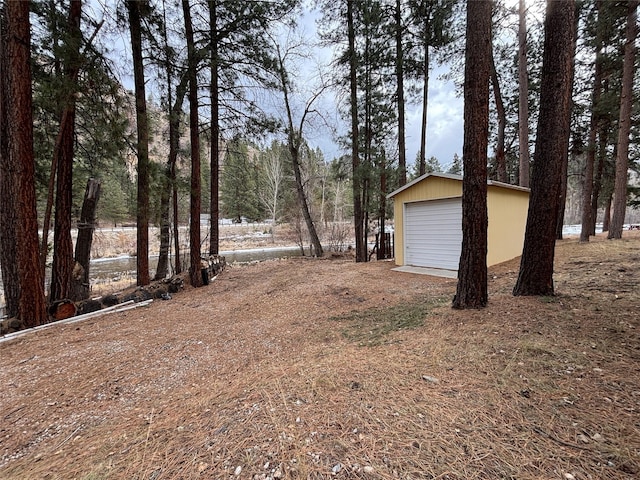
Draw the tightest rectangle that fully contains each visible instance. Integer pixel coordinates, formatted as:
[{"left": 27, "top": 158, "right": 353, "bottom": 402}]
[{"left": 387, "top": 172, "right": 530, "bottom": 199}]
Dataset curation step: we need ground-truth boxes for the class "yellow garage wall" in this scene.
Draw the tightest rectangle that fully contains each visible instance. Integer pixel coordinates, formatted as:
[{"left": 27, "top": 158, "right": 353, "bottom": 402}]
[
  {"left": 390, "top": 175, "right": 462, "bottom": 266},
  {"left": 487, "top": 184, "right": 529, "bottom": 266},
  {"left": 388, "top": 174, "right": 529, "bottom": 268}
]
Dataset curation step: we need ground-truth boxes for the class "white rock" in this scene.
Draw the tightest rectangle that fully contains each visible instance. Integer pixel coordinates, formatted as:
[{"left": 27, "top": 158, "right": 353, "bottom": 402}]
[
  {"left": 363, "top": 465, "right": 375, "bottom": 474},
  {"left": 234, "top": 466, "right": 242, "bottom": 475},
  {"left": 332, "top": 463, "right": 342, "bottom": 473},
  {"left": 422, "top": 375, "right": 439, "bottom": 384}
]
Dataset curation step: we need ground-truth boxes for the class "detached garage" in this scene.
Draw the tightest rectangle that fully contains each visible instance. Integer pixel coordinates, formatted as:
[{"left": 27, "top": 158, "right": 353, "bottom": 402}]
[{"left": 387, "top": 172, "right": 530, "bottom": 272}]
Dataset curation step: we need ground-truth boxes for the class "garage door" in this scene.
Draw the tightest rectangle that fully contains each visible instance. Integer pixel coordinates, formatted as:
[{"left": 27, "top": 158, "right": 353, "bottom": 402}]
[{"left": 404, "top": 198, "right": 462, "bottom": 270}]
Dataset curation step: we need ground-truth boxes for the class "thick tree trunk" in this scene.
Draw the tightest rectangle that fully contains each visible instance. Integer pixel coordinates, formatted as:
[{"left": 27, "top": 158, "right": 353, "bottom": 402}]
[
  {"left": 347, "top": 0, "right": 365, "bottom": 262},
  {"left": 183, "top": 0, "right": 203, "bottom": 288},
  {"left": 50, "top": 0, "right": 81, "bottom": 302},
  {"left": 514, "top": 0, "right": 575, "bottom": 297},
  {"left": 70, "top": 179, "right": 101, "bottom": 301},
  {"left": 608, "top": 1, "right": 637, "bottom": 239},
  {"left": 395, "top": 0, "right": 407, "bottom": 186},
  {"left": 0, "top": 5, "right": 20, "bottom": 319},
  {"left": 518, "top": 0, "right": 530, "bottom": 187},
  {"left": 127, "top": 0, "right": 150, "bottom": 286},
  {"left": 4, "top": 0, "right": 47, "bottom": 326},
  {"left": 452, "top": 0, "right": 492, "bottom": 310}
]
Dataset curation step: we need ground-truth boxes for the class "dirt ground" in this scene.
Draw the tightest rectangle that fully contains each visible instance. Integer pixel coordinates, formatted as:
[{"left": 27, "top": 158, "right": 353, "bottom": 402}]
[{"left": 1, "top": 231, "right": 639, "bottom": 479}]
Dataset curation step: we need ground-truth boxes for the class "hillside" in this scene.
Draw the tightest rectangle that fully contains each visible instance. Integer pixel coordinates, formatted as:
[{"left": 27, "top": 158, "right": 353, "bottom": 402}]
[{"left": 1, "top": 232, "right": 639, "bottom": 479}]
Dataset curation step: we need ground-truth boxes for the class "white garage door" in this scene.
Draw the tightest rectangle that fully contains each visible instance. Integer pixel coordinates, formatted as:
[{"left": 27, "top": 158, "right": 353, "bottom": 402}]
[{"left": 404, "top": 198, "right": 462, "bottom": 270}]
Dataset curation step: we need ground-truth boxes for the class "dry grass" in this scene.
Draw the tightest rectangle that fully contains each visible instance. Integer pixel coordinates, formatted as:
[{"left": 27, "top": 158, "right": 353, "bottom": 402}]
[{"left": 1, "top": 232, "right": 639, "bottom": 479}]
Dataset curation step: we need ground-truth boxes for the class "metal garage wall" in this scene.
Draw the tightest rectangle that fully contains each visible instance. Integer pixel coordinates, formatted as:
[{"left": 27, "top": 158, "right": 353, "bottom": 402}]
[{"left": 404, "top": 197, "right": 462, "bottom": 270}]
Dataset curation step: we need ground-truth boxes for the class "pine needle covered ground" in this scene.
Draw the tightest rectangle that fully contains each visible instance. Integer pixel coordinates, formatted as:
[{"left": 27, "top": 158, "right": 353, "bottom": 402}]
[{"left": 1, "top": 232, "right": 639, "bottom": 479}]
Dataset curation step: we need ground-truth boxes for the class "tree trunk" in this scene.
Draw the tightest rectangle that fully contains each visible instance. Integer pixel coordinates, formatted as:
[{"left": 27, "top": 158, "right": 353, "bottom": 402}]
[
  {"left": 580, "top": 4, "right": 604, "bottom": 242},
  {"left": 452, "top": 0, "right": 492, "bottom": 310},
  {"left": 348, "top": 0, "right": 365, "bottom": 262},
  {"left": 209, "top": 0, "right": 220, "bottom": 255},
  {"left": 556, "top": 4, "right": 579, "bottom": 241},
  {"left": 490, "top": 51, "right": 507, "bottom": 183},
  {"left": 514, "top": 0, "right": 575, "bottom": 297},
  {"left": 70, "top": 178, "right": 101, "bottom": 301},
  {"left": 274, "top": 43, "right": 323, "bottom": 258},
  {"left": 183, "top": 0, "right": 203, "bottom": 288},
  {"left": 4, "top": 0, "right": 47, "bottom": 326},
  {"left": 590, "top": 118, "right": 610, "bottom": 235},
  {"left": 50, "top": 0, "right": 82, "bottom": 302},
  {"left": 603, "top": 194, "right": 612, "bottom": 232},
  {"left": 377, "top": 154, "right": 387, "bottom": 260},
  {"left": 419, "top": 44, "right": 429, "bottom": 177},
  {"left": 608, "top": 0, "right": 637, "bottom": 239},
  {"left": 395, "top": 0, "right": 407, "bottom": 186},
  {"left": 127, "top": 0, "right": 150, "bottom": 286},
  {"left": 0, "top": 4, "right": 20, "bottom": 319},
  {"left": 155, "top": 4, "right": 189, "bottom": 280},
  {"left": 518, "top": 0, "right": 530, "bottom": 187}
]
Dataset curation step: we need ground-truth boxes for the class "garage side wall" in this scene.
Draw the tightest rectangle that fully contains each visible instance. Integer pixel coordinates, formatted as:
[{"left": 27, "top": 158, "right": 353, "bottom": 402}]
[
  {"left": 487, "top": 186, "right": 530, "bottom": 266},
  {"left": 391, "top": 177, "right": 462, "bottom": 266}
]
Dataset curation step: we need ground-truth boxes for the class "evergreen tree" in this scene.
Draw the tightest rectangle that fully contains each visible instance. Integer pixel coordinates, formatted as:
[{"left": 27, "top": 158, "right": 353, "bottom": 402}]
[
  {"left": 127, "top": 0, "right": 151, "bottom": 286},
  {"left": 514, "top": 0, "right": 576, "bottom": 297},
  {"left": 0, "top": 0, "right": 47, "bottom": 326},
  {"left": 452, "top": 0, "right": 491, "bottom": 310},
  {"left": 220, "top": 140, "right": 261, "bottom": 222}
]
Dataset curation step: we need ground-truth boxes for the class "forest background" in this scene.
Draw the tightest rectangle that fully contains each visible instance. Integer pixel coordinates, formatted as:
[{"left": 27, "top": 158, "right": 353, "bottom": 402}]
[{"left": 1, "top": 0, "right": 639, "bottom": 325}]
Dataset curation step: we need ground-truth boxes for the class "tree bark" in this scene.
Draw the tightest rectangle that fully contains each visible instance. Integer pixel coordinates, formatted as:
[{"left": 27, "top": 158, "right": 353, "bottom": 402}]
[
  {"left": 127, "top": 0, "right": 150, "bottom": 286},
  {"left": 0, "top": 4, "right": 20, "bottom": 319},
  {"left": 556, "top": 3, "right": 579, "bottom": 241},
  {"left": 395, "top": 0, "right": 407, "bottom": 186},
  {"left": 608, "top": 0, "right": 638, "bottom": 239},
  {"left": 580, "top": 2, "right": 604, "bottom": 242},
  {"left": 514, "top": 0, "right": 575, "bottom": 297},
  {"left": 490, "top": 51, "right": 507, "bottom": 183},
  {"left": 347, "top": 0, "right": 365, "bottom": 262},
  {"left": 452, "top": 0, "right": 492, "bottom": 310},
  {"left": 70, "top": 179, "right": 101, "bottom": 301},
  {"left": 50, "top": 0, "right": 81, "bottom": 302},
  {"left": 3, "top": 0, "right": 47, "bottom": 326},
  {"left": 518, "top": 0, "right": 530, "bottom": 187},
  {"left": 208, "top": 0, "right": 220, "bottom": 256},
  {"left": 419, "top": 44, "right": 429, "bottom": 178},
  {"left": 183, "top": 0, "right": 203, "bottom": 288}
]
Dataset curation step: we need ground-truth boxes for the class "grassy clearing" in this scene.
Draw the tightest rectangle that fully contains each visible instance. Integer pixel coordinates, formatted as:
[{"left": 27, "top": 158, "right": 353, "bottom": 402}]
[{"left": 331, "top": 296, "right": 450, "bottom": 346}]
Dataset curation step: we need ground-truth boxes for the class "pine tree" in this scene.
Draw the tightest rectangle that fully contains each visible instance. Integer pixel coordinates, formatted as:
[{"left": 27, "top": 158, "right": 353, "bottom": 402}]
[
  {"left": 452, "top": 0, "right": 491, "bottom": 310},
  {"left": 514, "top": 0, "right": 575, "bottom": 297},
  {"left": 0, "top": 0, "right": 47, "bottom": 326}
]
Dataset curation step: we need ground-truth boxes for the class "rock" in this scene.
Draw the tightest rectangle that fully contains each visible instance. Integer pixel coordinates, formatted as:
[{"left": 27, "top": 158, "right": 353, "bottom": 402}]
[
  {"left": 422, "top": 375, "right": 439, "bottom": 384},
  {"left": 363, "top": 466, "right": 375, "bottom": 474},
  {"left": 234, "top": 465, "right": 242, "bottom": 475},
  {"left": 332, "top": 463, "right": 342, "bottom": 474}
]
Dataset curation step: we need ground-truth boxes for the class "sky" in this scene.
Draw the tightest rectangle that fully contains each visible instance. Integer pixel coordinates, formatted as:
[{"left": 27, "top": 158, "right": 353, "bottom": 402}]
[{"left": 292, "top": 5, "right": 464, "bottom": 171}]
